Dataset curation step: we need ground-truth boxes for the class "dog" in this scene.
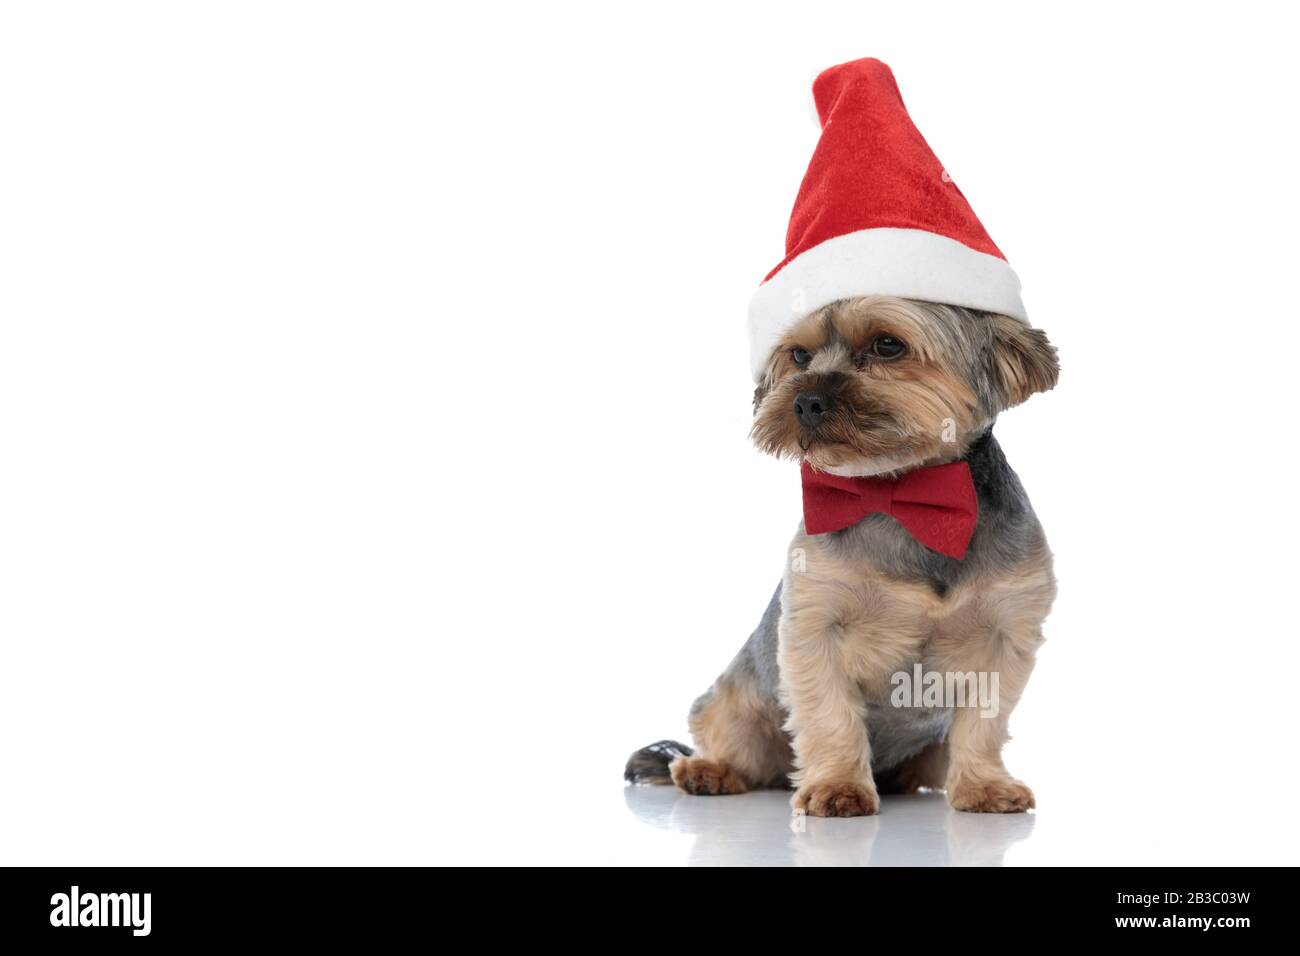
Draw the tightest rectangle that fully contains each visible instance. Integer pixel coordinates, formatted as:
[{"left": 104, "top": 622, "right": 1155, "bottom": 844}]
[{"left": 625, "top": 295, "right": 1058, "bottom": 816}]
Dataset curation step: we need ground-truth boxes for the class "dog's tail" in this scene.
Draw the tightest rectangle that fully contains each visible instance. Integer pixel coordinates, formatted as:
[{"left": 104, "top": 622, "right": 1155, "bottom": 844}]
[{"left": 623, "top": 739, "right": 693, "bottom": 784}]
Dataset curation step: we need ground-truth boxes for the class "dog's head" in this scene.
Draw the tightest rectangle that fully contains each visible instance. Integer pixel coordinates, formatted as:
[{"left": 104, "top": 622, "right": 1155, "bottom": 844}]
[{"left": 750, "top": 296, "right": 1058, "bottom": 476}]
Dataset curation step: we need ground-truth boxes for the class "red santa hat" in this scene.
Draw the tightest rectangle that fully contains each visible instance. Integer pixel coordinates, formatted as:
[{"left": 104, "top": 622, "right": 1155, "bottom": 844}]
[{"left": 748, "top": 58, "right": 1027, "bottom": 382}]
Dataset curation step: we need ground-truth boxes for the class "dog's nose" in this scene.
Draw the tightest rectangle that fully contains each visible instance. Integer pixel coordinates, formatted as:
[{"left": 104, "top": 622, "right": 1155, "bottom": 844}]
[{"left": 794, "top": 391, "right": 832, "bottom": 428}]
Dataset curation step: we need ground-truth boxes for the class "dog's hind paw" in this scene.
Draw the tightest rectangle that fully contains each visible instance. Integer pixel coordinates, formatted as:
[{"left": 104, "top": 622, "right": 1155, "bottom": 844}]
[{"left": 669, "top": 756, "right": 749, "bottom": 795}]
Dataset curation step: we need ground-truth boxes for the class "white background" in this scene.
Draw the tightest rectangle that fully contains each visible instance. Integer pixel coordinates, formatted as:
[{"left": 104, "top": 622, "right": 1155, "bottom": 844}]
[{"left": 3, "top": 2, "right": 1298, "bottom": 865}]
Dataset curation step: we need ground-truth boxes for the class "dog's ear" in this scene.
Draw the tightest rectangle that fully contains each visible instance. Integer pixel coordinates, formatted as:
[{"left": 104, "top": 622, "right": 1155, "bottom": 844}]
[{"left": 990, "top": 314, "right": 1059, "bottom": 409}]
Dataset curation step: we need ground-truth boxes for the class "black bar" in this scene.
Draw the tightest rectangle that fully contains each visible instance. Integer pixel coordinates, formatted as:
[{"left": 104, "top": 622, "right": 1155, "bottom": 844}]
[{"left": 0, "top": 866, "right": 1283, "bottom": 944}]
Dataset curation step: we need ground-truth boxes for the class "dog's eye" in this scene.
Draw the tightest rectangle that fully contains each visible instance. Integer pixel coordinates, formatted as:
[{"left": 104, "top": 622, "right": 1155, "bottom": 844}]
[
  {"left": 870, "top": 336, "right": 906, "bottom": 360},
  {"left": 791, "top": 347, "right": 812, "bottom": 368}
]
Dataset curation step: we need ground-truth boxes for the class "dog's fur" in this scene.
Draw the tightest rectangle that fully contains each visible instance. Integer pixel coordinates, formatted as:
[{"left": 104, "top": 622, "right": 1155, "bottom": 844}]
[{"left": 625, "top": 296, "right": 1059, "bottom": 816}]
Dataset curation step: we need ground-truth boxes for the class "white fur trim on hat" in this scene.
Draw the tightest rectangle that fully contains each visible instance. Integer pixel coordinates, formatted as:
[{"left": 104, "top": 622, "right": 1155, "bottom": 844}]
[{"left": 747, "top": 227, "right": 1027, "bottom": 382}]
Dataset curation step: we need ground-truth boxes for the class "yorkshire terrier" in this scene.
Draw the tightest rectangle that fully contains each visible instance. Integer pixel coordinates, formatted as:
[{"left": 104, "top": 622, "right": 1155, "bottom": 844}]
[{"left": 626, "top": 295, "right": 1058, "bottom": 816}]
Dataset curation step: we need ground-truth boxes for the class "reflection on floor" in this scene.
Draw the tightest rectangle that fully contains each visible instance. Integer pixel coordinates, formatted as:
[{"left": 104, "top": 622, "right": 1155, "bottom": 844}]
[{"left": 623, "top": 784, "right": 1034, "bottom": 866}]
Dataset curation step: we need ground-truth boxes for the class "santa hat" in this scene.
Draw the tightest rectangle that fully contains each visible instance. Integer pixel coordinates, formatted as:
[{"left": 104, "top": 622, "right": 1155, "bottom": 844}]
[{"left": 747, "top": 58, "right": 1026, "bottom": 382}]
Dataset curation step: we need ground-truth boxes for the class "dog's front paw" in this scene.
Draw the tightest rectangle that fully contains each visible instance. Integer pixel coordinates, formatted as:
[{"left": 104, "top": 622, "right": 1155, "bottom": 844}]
[
  {"left": 792, "top": 780, "right": 879, "bottom": 817},
  {"left": 948, "top": 775, "right": 1035, "bottom": 813}
]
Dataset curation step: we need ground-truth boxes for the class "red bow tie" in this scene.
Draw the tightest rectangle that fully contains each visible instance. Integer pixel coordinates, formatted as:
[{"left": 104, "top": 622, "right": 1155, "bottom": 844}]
[{"left": 801, "top": 460, "right": 979, "bottom": 559}]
